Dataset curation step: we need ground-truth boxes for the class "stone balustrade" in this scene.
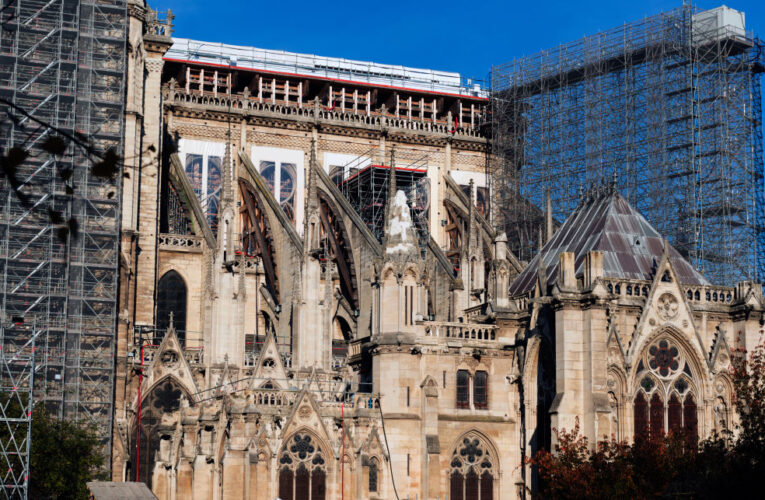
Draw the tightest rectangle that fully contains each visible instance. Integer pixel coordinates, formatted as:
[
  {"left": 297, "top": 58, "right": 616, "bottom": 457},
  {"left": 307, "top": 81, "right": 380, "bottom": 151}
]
[
  {"left": 600, "top": 277, "right": 736, "bottom": 305},
  {"left": 131, "top": 344, "right": 204, "bottom": 367},
  {"left": 164, "top": 87, "right": 484, "bottom": 139},
  {"left": 252, "top": 388, "right": 294, "bottom": 407},
  {"left": 422, "top": 321, "right": 498, "bottom": 341},
  {"left": 159, "top": 233, "right": 204, "bottom": 252}
]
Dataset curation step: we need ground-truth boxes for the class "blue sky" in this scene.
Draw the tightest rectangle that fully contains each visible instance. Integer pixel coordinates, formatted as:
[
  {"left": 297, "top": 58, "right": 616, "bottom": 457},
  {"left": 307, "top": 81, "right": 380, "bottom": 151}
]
[{"left": 159, "top": 0, "right": 765, "bottom": 83}]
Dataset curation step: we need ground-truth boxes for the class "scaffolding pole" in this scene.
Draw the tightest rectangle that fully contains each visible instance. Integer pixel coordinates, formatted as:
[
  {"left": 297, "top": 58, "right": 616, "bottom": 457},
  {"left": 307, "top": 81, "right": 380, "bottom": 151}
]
[
  {"left": 0, "top": 0, "right": 128, "bottom": 464},
  {"left": 491, "top": 4, "right": 765, "bottom": 284}
]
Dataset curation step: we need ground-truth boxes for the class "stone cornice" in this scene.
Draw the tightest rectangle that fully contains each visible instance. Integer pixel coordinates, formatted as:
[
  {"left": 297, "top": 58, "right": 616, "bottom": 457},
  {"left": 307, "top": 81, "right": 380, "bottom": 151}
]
[{"left": 163, "top": 89, "right": 488, "bottom": 151}]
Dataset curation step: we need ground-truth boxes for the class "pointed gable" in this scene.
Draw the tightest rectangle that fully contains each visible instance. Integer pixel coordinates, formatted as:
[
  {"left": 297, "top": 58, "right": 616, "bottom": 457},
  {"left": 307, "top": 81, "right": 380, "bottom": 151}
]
[
  {"left": 250, "top": 331, "right": 288, "bottom": 388},
  {"left": 137, "top": 323, "right": 199, "bottom": 408},
  {"left": 280, "top": 390, "right": 333, "bottom": 455},
  {"left": 510, "top": 190, "right": 709, "bottom": 295},
  {"left": 626, "top": 248, "right": 708, "bottom": 370}
]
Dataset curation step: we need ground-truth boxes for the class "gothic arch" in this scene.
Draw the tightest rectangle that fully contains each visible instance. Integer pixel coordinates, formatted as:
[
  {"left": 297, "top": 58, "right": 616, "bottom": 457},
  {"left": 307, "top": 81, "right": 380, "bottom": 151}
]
[
  {"left": 629, "top": 326, "right": 708, "bottom": 396},
  {"left": 630, "top": 331, "right": 703, "bottom": 441},
  {"left": 277, "top": 428, "right": 331, "bottom": 500},
  {"left": 156, "top": 270, "right": 187, "bottom": 341},
  {"left": 129, "top": 376, "right": 191, "bottom": 489},
  {"left": 448, "top": 430, "right": 500, "bottom": 500},
  {"left": 630, "top": 324, "right": 707, "bottom": 383}
]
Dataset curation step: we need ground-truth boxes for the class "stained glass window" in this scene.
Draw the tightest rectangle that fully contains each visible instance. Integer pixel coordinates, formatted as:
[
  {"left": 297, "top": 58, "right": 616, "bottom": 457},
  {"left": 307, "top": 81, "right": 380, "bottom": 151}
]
[
  {"left": 278, "top": 432, "right": 326, "bottom": 500},
  {"left": 183, "top": 152, "right": 221, "bottom": 236},
  {"left": 156, "top": 271, "right": 186, "bottom": 342},
  {"left": 456, "top": 370, "right": 470, "bottom": 409},
  {"left": 634, "top": 392, "right": 648, "bottom": 438},
  {"left": 450, "top": 432, "right": 495, "bottom": 500},
  {"left": 684, "top": 394, "right": 698, "bottom": 444},
  {"left": 185, "top": 154, "right": 203, "bottom": 198},
  {"left": 649, "top": 340, "right": 679, "bottom": 377},
  {"left": 259, "top": 160, "right": 297, "bottom": 225},
  {"left": 668, "top": 393, "right": 682, "bottom": 433},
  {"left": 650, "top": 393, "right": 664, "bottom": 439},
  {"left": 206, "top": 156, "right": 222, "bottom": 234},
  {"left": 450, "top": 471, "right": 465, "bottom": 500}
]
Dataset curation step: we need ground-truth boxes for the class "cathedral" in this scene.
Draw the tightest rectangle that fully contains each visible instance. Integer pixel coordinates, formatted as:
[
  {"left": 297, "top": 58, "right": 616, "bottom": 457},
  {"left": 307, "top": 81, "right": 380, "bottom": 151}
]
[{"left": 111, "top": 2, "right": 765, "bottom": 499}]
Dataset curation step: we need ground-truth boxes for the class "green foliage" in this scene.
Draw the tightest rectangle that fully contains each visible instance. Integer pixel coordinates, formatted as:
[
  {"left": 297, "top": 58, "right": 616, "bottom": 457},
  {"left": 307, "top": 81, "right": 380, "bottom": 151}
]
[
  {"left": 530, "top": 339, "right": 765, "bottom": 499},
  {"left": 29, "top": 407, "right": 106, "bottom": 500}
]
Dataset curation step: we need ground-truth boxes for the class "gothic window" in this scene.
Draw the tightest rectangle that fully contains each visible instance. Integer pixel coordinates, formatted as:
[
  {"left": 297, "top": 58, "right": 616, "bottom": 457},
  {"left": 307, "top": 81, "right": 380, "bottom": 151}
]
[
  {"left": 205, "top": 156, "right": 222, "bottom": 234},
  {"left": 259, "top": 160, "right": 297, "bottom": 225},
  {"left": 278, "top": 432, "right": 326, "bottom": 500},
  {"left": 668, "top": 393, "right": 682, "bottom": 433},
  {"left": 156, "top": 271, "right": 187, "bottom": 342},
  {"left": 634, "top": 392, "right": 648, "bottom": 438},
  {"left": 449, "top": 432, "right": 496, "bottom": 500},
  {"left": 633, "top": 338, "right": 699, "bottom": 442},
  {"left": 456, "top": 370, "right": 470, "bottom": 409},
  {"left": 130, "top": 378, "right": 187, "bottom": 489},
  {"left": 368, "top": 457, "right": 379, "bottom": 493},
  {"left": 650, "top": 393, "right": 664, "bottom": 440},
  {"left": 684, "top": 394, "right": 698, "bottom": 443},
  {"left": 184, "top": 152, "right": 221, "bottom": 236},
  {"left": 474, "top": 371, "right": 488, "bottom": 409}
]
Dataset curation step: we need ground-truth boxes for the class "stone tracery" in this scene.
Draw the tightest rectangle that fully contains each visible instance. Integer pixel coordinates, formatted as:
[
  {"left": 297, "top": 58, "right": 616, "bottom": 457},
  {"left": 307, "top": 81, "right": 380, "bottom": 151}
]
[
  {"left": 633, "top": 336, "right": 699, "bottom": 441},
  {"left": 278, "top": 432, "right": 327, "bottom": 500},
  {"left": 449, "top": 432, "right": 496, "bottom": 500}
]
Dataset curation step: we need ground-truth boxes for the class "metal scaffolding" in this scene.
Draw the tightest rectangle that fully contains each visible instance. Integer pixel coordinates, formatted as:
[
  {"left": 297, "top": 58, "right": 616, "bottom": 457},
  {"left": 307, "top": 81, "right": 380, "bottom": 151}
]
[
  {"left": 491, "top": 5, "right": 765, "bottom": 284},
  {"left": 0, "top": 322, "right": 38, "bottom": 499},
  {"left": 0, "top": 0, "right": 128, "bottom": 470},
  {"left": 335, "top": 148, "right": 431, "bottom": 251}
]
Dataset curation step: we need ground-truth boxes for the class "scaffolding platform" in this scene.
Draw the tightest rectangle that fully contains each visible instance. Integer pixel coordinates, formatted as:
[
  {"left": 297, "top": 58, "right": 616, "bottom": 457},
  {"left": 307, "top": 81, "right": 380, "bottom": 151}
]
[{"left": 490, "top": 4, "right": 765, "bottom": 284}]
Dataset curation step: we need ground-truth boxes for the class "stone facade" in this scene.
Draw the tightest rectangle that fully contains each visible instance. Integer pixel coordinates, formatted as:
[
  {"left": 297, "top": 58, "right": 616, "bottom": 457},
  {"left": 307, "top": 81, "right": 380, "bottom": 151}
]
[{"left": 111, "top": 3, "right": 765, "bottom": 499}]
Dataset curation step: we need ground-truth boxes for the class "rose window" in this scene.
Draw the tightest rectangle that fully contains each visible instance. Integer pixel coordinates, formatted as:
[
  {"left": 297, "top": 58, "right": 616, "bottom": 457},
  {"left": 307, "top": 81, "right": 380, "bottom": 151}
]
[{"left": 648, "top": 340, "right": 679, "bottom": 377}]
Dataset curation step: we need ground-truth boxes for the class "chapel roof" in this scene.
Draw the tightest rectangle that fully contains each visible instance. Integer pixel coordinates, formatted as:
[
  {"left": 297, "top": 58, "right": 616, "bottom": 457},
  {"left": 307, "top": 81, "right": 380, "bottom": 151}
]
[{"left": 509, "top": 189, "right": 709, "bottom": 295}]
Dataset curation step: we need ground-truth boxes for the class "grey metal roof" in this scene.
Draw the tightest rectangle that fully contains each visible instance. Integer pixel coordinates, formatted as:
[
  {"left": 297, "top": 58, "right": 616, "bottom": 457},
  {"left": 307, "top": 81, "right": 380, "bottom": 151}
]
[
  {"left": 509, "top": 190, "right": 709, "bottom": 296},
  {"left": 87, "top": 481, "right": 157, "bottom": 500}
]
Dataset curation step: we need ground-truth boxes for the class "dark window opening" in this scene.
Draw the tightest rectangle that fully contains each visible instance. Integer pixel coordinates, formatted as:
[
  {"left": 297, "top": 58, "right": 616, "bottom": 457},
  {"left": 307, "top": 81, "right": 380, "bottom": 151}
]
[
  {"left": 634, "top": 392, "right": 648, "bottom": 438},
  {"left": 650, "top": 393, "right": 664, "bottom": 440},
  {"left": 456, "top": 370, "right": 470, "bottom": 409},
  {"left": 474, "top": 371, "right": 488, "bottom": 409},
  {"left": 156, "top": 270, "right": 187, "bottom": 342},
  {"left": 368, "top": 459, "right": 378, "bottom": 492}
]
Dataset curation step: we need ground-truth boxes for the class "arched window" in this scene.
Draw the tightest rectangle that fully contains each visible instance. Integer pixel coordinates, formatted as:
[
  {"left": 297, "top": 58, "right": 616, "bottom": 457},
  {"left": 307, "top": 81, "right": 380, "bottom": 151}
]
[
  {"left": 456, "top": 370, "right": 470, "bottom": 409},
  {"left": 649, "top": 393, "right": 664, "bottom": 439},
  {"left": 474, "top": 371, "right": 488, "bottom": 409},
  {"left": 684, "top": 394, "right": 698, "bottom": 443},
  {"left": 130, "top": 378, "right": 187, "bottom": 488},
  {"left": 368, "top": 457, "right": 379, "bottom": 493},
  {"left": 156, "top": 271, "right": 187, "bottom": 342},
  {"left": 449, "top": 432, "right": 496, "bottom": 500},
  {"left": 278, "top": 432, "right": 326, "bottom": 500},
  {"left": 633, "top": 337, "right": 699, "bottom": 442},
  {"left": 668, "top": 393, "right": 682, "bottom": 433},
  {"left": 634, "top": 392, "right": 648, "bottom": 438}
]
